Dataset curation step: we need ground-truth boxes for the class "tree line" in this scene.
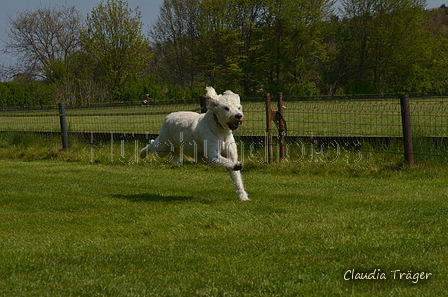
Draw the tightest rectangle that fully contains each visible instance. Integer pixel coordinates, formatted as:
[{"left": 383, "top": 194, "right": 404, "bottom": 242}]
[{"left": 1, "top": 0, "right": 447, "bottom": 106}]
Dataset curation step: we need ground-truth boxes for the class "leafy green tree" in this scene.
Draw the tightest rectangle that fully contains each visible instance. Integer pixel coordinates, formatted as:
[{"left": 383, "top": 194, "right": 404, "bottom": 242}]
[
  {"left": 151, "top": 0, "right": 333, "bottom": 95},
  {"left": 339, "top": 0, "right": 431, "bottom": 93},
  {"left": 149, "top": 0, "right": 447, "bottom": 96},
  {"left": 257, "top": 0, "right": 333, "bottom": 94},
  {"left": 80, "top": 0, "right": 152, "bottom": 100},
  {"left": 150, "top": 0, "right": 201, "bottom": 87},
  {"left": 196, "top": 0, "right": 245, "bottom": 92},
  {"left": 425, "top": 5, "right": 448, "bottom": 93}
]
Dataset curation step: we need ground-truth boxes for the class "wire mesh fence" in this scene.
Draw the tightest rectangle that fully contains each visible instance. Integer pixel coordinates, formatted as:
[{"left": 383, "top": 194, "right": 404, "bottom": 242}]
[
  {"left": 1, "top": 96, "right": 448, "bottom": 162},
  {"left": 259, "top": 99, "right": 403, "bottom": 137}
]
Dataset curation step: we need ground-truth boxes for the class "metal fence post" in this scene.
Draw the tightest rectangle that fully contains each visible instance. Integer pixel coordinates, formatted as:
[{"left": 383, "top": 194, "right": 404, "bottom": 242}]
[
  {"left": 399, "top": 94, "right": 414, "bottom": 165},
  {"left": 277, "top": 92, "right": 286, "bottom": 161},
  {"left": 58, "top": 103, "right": 69, "bottom": 150},
  {"left": 265, "top": 93, "right": 274, "bottom": 164}
]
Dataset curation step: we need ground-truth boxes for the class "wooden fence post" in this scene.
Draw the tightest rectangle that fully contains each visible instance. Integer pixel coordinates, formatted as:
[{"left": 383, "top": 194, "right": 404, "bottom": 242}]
[
  {"left": 58, "top": 103, "right": 69, "bottom": 150},
  {"left": 199, "top": 96, "right": 208, "bottom": 113},
  {"left": 265, "top": 93, "right": 274, "bottom": 164},
  {"left": 277, "top": 92, "right": 286, "bottom": 161},
  {"left": 399, "top": 94, "right": 414, "bottom": 165}
]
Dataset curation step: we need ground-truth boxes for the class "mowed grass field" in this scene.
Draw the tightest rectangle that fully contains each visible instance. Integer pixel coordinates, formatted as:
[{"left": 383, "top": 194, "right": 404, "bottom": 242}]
[
  {"left": 1, "top": 156, "right": 447, "bottom": 296},
  {"left": 1, "top": 97, "right": 448, "bottom": 137}
]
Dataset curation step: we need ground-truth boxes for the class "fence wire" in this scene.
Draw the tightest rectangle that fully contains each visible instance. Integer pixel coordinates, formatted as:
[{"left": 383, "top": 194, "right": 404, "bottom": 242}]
[{"left": 1, "top": 97, "right": 448, "bottom": 161}]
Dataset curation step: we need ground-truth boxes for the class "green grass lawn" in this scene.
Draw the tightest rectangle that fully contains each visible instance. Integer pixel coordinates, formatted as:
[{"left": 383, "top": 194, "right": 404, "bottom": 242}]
[{"left": 1, "top": 158, "right": 447, "bottom": 296}]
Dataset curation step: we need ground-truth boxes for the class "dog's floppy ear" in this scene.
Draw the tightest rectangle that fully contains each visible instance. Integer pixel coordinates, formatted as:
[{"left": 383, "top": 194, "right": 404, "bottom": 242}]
[{"left": 205, "top": 86, "right": 220, "bottom": 110}]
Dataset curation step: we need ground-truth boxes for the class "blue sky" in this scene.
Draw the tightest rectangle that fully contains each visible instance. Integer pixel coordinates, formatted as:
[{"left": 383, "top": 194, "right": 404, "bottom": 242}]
[
  {"left": 0, "top": 0, "right": 447, "bottom": 70},
  {"left": 0, "top": 0, "right": 161, "bottom": 68}
]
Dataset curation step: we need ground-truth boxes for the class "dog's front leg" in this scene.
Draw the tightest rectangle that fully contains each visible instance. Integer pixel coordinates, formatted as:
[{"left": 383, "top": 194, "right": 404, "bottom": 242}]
[
  {"left": 229, "top": 170, "right": 249, "bottom": 201},
  {"left": 225, "top": 140, "right": 243, "bottom": 170},
  {"left": 205, "top": 140, "right": 241, "bottom": 170},
  {"left": 224, "top": 139, "right": 248, "bottom": 201},
  {"left": 207, "top": 153, "right": 238, "bottom": 170}
]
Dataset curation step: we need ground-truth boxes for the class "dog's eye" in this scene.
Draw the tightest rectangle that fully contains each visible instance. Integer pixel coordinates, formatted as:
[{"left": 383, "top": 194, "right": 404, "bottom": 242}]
[
  {"left": 224, "top": 107, "right": 230, "bottom": 111},
  {"left": 238, "top": 106, "right": 242, "bottom": 110}
]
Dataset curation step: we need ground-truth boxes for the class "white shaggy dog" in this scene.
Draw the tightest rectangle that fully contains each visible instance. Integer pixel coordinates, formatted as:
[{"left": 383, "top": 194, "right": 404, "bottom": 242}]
[{"left": 140, "top": 87, "right": 249, "bottom": 201}]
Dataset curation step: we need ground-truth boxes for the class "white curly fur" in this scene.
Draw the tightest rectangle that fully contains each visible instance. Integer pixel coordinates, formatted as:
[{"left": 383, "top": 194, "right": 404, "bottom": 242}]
[{"left": 140, "top": 87, "right": 249, "bottom": 201}]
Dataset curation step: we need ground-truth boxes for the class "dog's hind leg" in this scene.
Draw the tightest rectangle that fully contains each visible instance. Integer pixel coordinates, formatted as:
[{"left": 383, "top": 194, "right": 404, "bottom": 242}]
[
  {"left": 140, "top": 138, "right": 173, "bottom": 159},
  {"left": 139, "top": 139, "right": 154, "bottom": 159},
  {"left": 229, "top": 170, "right": 249, "bottom": 201},
  {"left": 170, "top": 147, "right": 183, "bottom": 167}
]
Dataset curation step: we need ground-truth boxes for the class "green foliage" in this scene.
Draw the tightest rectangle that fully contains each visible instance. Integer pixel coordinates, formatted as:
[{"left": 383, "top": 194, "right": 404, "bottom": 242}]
[
  {"left": 0, "top": 82, "right": 55, "bottom": 107},
  {"left": 337, "top": 0, "right": 432, "bottom": 94},
  {"left": 3, "top": 0, "right": 448, "bottom": 105},
  {"left": 151, "top": 0, "right": 333, "bottom": 95},
  {"left": 80, "top": 0, "right": 152, "bottom": 100},
  {"left": 150, "top": 0, "right": 448, "bottom": 97}
]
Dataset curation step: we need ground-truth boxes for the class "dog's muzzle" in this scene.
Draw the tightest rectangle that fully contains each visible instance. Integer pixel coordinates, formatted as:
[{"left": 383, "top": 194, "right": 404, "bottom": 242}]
[{"left": 228, "top": 113, "right": 243, "bottom": 131}]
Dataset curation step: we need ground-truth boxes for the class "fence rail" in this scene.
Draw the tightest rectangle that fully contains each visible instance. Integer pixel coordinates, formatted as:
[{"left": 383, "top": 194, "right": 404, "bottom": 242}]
[{"left": 1, "top": 95, "right": 448, "bottom": 163}]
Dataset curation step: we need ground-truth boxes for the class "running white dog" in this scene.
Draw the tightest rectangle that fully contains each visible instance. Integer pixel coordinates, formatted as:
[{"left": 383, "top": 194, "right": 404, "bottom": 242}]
[{"left": 140, "top": 87, "right": 249, "bottom": 201}]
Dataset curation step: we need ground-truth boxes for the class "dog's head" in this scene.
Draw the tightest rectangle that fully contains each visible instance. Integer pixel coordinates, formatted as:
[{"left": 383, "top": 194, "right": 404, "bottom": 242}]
[{"left": 205, "top": 86, "right": 244, "bottom": 131}]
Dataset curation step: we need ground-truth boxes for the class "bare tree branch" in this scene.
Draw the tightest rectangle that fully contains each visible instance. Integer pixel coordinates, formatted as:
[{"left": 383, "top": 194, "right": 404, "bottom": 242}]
[{"left": 3, "top": 4, "right": 82, "bottom": 80}]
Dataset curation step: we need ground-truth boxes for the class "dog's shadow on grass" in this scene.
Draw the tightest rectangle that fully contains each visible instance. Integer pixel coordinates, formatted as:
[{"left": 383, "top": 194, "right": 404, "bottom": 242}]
[{"left": 113, "top": 193, "right": 213, "bottom": 204}]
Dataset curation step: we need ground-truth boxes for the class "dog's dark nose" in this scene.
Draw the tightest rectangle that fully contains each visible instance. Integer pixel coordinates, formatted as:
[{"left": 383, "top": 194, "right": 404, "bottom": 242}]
[{"left": 235, "top": 113, "right": 243, "bottom": 120}]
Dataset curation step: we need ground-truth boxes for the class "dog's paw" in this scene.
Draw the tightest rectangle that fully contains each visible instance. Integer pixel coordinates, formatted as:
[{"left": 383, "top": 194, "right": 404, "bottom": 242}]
[
  {"left": 238, "top": 190, "right": 250, "bottom": 201},
  {"left": 239, "top": 196, "right": 250, "bottom": 201},
  {"left": 233, "top": 162, "right": 243, "bottom": 171}
]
